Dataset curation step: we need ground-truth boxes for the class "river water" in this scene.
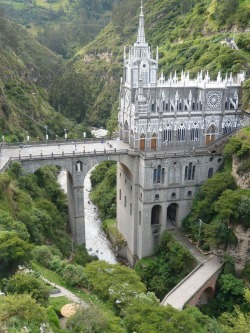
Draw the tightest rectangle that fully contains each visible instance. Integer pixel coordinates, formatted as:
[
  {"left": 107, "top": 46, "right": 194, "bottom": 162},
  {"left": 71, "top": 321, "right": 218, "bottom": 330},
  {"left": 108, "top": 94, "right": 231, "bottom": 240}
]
[{"left": 58, "top": 170, "right": 117, "bottom": 264}]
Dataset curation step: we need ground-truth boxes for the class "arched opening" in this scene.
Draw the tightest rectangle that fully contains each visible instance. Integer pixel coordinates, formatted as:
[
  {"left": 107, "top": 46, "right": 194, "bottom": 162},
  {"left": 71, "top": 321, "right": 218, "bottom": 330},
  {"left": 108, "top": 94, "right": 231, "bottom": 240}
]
[
  {"left": 140, "top": 133, "right": 145, "bottom": 151},
  {"left": 151, "top": 133, "right": 157, "bottom": 150},
  {"left": 196, "top": 287, "right": 214, "bottom": 307},
  {"left": 151, "top": 205, "right": 161, "bottom": 225},
  {"left": 75, "top": 160, "right": 83, "bottom": 172},
  {"left": 167, "top": 203, "right": 178, "bottom": 228},
  {"left": 208, "top": 167, "right": 213, "bottom": 178},
  {"left": 206, "top": 125, "right": 216, "bottom": 145}
]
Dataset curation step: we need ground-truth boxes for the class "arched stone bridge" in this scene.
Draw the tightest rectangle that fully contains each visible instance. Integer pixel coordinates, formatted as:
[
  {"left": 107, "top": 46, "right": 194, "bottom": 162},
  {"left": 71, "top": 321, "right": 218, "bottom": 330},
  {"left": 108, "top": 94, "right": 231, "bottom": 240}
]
[
  {"left": 161, "top": 256, "right": 223, "bottom": 309},
  {"left": 0, "top": 140, "right": 135, "bottom": 244}
]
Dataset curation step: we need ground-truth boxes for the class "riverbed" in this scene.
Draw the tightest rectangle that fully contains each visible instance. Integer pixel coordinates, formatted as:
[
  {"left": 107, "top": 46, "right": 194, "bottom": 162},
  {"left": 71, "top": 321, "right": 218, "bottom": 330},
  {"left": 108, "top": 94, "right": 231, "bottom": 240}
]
[{"left": 58, "top": 170, "right": 117, "bottom": 264}]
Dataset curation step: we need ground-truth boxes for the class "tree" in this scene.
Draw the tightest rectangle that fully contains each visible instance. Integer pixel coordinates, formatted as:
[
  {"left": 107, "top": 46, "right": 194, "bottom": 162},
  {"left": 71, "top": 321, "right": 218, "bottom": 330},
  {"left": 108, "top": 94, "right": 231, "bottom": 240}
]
[
  {"left": 214, "top": 189, "right": 250, "bottom": 226},
  {"left": 0, "top": 231, "right": 33, "bottom": 275},
  {"left": 3, "top": 271, "right": 50, "bottom": 306},
  {"left": 62, "top": 264, "right": 88, "bottom": 287},
  {"left": 0, "top": 294, "right": 46, "bottom": 333},
  {"left": 135, "top": 232, "right": 196, "bottom": 299},
  {"left": 84, "top": 261, "right": 146, "bottom": 310},
  {"left": 0, "top": 210, "right": 29, "bottom": 241},
  {"left": 206, "top": 274, "right": 246, "bottom": 316},
  {"left": 219, "top": 289, "right": 250, "bottom": 333},
  {"left": 67, "top": 306, "right": 126, "bottom": 333}
]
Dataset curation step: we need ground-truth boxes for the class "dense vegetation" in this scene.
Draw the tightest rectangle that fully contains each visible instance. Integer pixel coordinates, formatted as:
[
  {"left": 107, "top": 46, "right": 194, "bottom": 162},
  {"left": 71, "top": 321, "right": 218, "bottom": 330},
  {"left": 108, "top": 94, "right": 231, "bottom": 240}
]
[
  {"left": 0, "top": 0, "right": 250, "bottom": 331},
  {"left": 1, "top": 0, "right": 119, "bottom": 58}
]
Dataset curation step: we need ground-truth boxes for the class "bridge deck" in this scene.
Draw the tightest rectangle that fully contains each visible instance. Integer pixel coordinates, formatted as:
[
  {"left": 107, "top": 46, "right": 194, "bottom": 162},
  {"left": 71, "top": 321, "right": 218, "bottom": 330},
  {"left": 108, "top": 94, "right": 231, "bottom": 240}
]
[{"left": 161, "top": 256, "right": 222, "bottom": 310}]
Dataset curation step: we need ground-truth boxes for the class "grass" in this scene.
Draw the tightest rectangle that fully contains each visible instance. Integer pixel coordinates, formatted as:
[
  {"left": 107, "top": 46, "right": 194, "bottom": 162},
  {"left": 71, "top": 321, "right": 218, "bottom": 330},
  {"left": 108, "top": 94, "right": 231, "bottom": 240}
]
[
  {"left": 49, "top": 296, "right": 69, "bottom": 314},
  {"left": 31, "top": 262, "right": 105, "bottom": 307}
]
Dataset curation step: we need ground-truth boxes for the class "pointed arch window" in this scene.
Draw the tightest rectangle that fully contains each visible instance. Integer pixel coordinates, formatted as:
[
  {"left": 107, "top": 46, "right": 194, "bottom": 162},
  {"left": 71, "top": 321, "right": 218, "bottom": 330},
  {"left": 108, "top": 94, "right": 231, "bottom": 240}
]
[
  {"left": 223, "top": 120, "right": 232, "bottom": 134},
  {"left": 153, "top": 165, "right": 165, "bottom": 184},
  {"left": 191, "top": 123, "right": 199, "bottom": 141},
  {"left": 163, "top": 124, "right": 172, "bottom": 142},
  {"left": 177, "top": 123, "right": 186, "bottom": 141},
  {"left": 185, "top": 162, "right": 195, "bottom": 181}
]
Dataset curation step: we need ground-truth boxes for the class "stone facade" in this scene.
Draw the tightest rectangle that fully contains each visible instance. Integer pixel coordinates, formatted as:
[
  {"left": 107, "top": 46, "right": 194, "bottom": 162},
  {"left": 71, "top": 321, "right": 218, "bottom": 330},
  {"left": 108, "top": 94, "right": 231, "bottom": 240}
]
[{"left": 117, "top": 3, "right": 245, "bottom": 264}]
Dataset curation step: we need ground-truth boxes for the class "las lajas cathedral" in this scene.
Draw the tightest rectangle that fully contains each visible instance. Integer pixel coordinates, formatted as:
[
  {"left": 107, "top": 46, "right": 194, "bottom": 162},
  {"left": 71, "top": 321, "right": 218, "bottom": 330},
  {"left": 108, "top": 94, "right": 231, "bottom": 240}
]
[{"left": 117, "top": 2, "right": 245, "bottom": 264}]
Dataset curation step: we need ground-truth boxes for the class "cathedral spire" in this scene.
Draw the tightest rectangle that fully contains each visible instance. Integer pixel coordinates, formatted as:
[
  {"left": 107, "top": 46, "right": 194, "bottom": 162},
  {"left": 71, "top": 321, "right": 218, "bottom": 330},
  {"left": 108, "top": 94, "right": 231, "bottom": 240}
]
[{"left": 137, "top": 1, "right": 146, "bottom": 44}]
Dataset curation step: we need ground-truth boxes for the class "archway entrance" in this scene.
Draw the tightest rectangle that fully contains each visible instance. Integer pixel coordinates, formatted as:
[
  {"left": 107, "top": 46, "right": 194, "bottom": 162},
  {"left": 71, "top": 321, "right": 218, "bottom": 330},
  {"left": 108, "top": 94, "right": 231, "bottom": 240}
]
[
  {"left": 206, "top": 125, "right": 216, "bottom": 145},
  {"left": 167, "top": 203, "right": 178, "bottom": 227},
  {"left": 196, "top": 287, "right": 214, "bottom": 307},
  {"left": 151, "top": 133, "right": 157, "bottom": 150},
  {"left": 140, "top": 133, "right": 145, "bottom": 151},
  {"left": 151, "top": 205, "right": 161, "bottom": 225}
]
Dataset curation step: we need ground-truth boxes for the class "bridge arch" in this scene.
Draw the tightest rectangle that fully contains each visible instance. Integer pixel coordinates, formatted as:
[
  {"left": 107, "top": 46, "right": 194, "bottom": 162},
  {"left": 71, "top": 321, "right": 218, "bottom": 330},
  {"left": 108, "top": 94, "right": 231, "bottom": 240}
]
[
  {"left": 151, "top": 204, "right": 162, "bottom": 225},
  {"left": 19, "top": 150, "right": 135, "bottom": 248},
  {"left": 167, "top": 203, "right": 178, "bottom": 227}
]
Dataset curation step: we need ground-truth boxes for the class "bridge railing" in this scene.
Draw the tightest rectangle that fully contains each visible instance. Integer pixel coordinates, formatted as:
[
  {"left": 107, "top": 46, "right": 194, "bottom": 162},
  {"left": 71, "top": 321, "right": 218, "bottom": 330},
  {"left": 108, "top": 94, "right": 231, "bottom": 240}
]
[
  {"left": 0, "top": 158, "right": 12, "bottom": 173},
  {"left": 4, "top": 148, "right": 131, "bottom": 162}
]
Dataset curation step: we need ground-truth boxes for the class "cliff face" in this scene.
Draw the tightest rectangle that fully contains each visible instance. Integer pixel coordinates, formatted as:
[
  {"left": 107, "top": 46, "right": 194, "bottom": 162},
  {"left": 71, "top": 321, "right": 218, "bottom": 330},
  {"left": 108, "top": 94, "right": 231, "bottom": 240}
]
[
  {"left": 232, "top": 155, "right": 250, "bottom": 190},
  {"left": 228, "top": 225, "right": 250, "bottom": 273},
  {"left": 227, "top": 156, "right": 250, "bottom": 272}
]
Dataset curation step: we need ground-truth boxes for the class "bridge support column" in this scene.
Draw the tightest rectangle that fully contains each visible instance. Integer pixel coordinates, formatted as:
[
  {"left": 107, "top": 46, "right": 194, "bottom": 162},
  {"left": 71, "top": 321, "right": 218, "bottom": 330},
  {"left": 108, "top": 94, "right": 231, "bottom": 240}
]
[
  {"left": 72, "top": 185, "right": 85, "bottom": 244},
  {"left": 67, "top": 172, "right": 85, "bottom": 244}
]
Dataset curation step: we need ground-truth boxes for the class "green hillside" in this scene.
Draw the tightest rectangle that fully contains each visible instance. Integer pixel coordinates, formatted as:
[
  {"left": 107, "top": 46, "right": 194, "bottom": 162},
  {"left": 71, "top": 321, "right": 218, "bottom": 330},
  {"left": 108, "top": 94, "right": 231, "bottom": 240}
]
[
  {"left": 0, "top": 13, "right": 73, "bottom": 141},
  {"left": 49, "top": 0, "right": 250, "bottom": 130},
  {"left": 0, "top": 0, "right": 119, "bottom": 58}
]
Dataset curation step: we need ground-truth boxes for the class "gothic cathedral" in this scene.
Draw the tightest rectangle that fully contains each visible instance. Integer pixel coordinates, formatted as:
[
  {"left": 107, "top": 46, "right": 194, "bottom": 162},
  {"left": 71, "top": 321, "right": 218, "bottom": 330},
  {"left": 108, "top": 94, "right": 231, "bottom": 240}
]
[{"left": 117, "top": 3, "right": 244, "bottom": 265}]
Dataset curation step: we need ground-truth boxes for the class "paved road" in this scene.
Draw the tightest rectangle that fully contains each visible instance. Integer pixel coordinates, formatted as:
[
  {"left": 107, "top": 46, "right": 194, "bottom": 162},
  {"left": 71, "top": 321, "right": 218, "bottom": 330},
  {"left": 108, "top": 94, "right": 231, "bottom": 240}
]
[
  {"left": 49, "top": 282, "right": 88, "bottom": 306},
  {"left": 0, "top": 139, "right": 129, "bottom": 171}
]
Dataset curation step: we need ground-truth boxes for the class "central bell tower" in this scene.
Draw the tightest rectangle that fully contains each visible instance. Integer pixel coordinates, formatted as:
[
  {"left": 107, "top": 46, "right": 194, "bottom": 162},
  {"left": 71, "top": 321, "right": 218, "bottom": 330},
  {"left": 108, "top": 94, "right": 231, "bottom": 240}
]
[{"left": 119, "top": 2, "right": 158, "bottom": 146}]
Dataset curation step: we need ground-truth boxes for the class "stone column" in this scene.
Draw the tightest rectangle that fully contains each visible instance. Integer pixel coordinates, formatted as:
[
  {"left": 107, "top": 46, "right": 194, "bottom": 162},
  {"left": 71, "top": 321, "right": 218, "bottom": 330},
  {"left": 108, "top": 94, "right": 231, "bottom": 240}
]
[
  {"left": 72, "top": 184, "right": 85, "bottom": 244},
  {"left": 68, "top": 170, "right": 86, "bottom": 245}
]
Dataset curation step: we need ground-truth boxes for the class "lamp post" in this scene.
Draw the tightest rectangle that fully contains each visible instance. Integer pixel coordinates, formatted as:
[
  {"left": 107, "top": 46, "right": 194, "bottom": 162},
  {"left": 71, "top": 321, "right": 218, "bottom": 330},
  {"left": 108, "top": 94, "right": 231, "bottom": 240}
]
[
  {"left": 198, "top": 219, "right": 203, "bottom": 247},
  {"left": 64, "top": 129, "right": 67, "bottom": 140},
  {"left": 26, "top": 132, "right": 30, "bottom": 145},
  {"left": 45, "top": 125, "right": 48, "bottom": 142}
]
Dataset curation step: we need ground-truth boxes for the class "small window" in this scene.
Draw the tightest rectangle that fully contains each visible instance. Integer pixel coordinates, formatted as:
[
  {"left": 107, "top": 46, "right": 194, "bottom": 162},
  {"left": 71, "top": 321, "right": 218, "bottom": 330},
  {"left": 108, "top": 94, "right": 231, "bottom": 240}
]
[
  {"left": 171, "top": 193, "right": 176, "bottom": 198},
  {"left": 124, "top": 196, "right": 126, "bottom": 207},
  {"left": 130, "top": 203, "right": 132, "bottom": 215},
  {"left": 187, "top": 191, "right": 192, "bottom": 197},
  {"left": 210, "top": 157, "right": 214, "bottom": 162},
  {"left": 119, "top": 189, "right": 121, "bottom": 200},
  {"left": 155, "top": 194, "right": 159, "bottom": 200},
  {"left": 120, "top": 173, "right": 121, "bottom": 178},
  {"left": 218, "top": 158, "right": 222, "bottom": 163},
  {"left": 125, "top": 179, "right": 127, "bottom": 183},
  {"left": 131, "top": 186, "right": 133, "bottom": 191},
  {"left": 139, "top": 211, "right": 141, "bottom": 225}
]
